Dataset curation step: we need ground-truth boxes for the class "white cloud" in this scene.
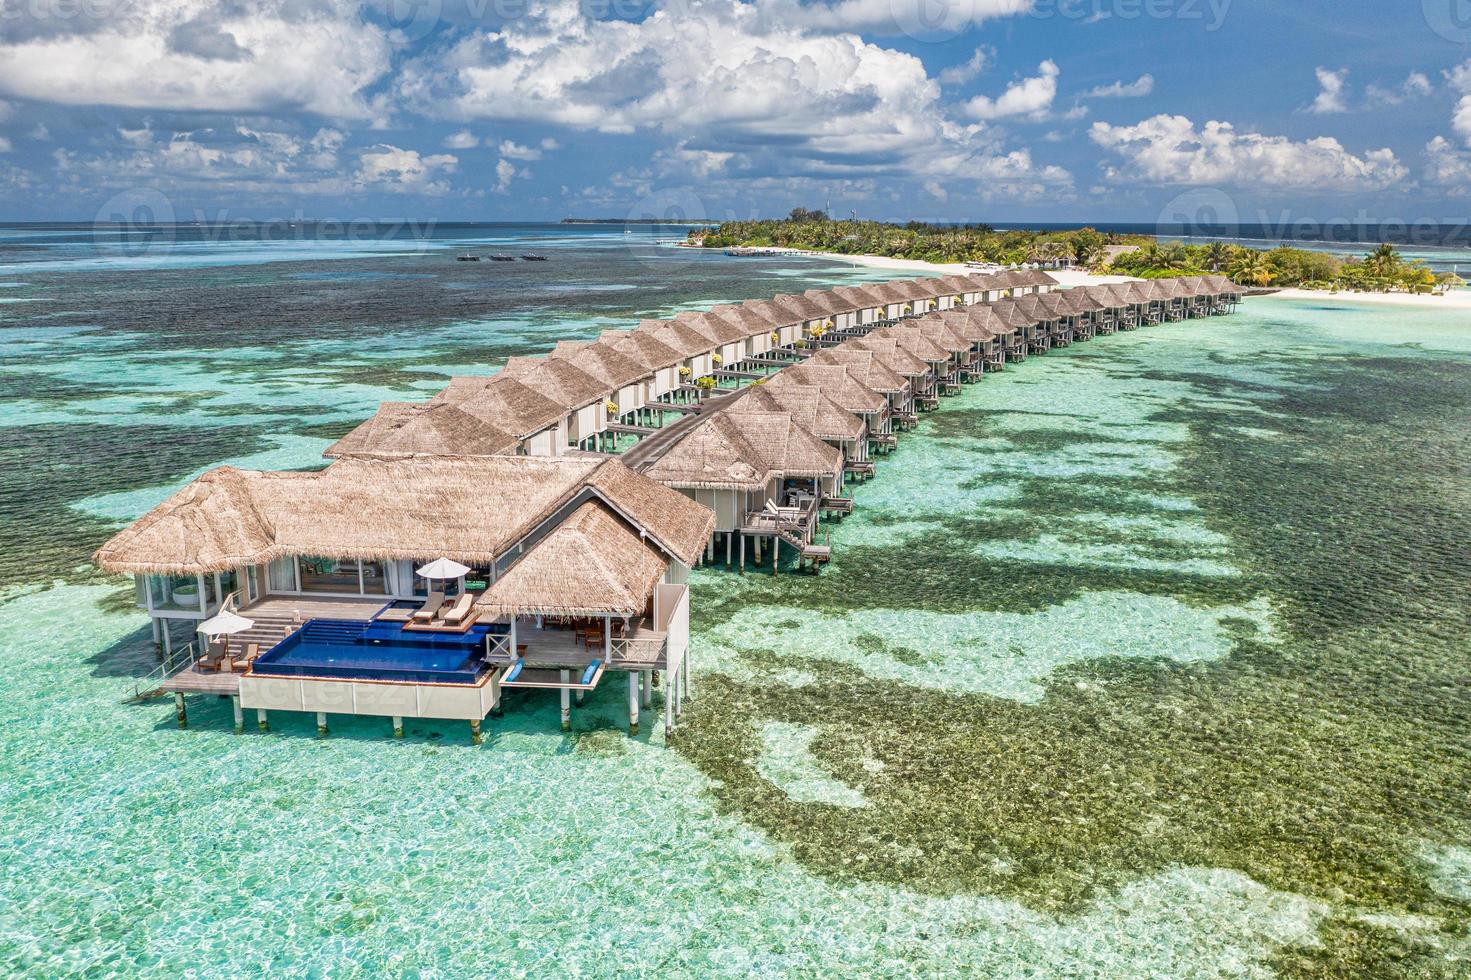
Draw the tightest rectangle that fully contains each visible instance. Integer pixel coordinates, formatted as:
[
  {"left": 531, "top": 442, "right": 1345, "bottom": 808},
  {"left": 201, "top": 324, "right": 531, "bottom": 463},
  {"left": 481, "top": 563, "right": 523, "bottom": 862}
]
[
  {"left": 1424, "top": 135, "right": 1471, "bottom": 191},
  {"left": 493, "top": 158, "right": 517, "bottom": 193},
  {"left": 1082, "top": 74, "right": 1154, "bottom": 99},
  {"left": 922, "top": 179, "right": 946, "bottom": 199},
  {"left": 1366, "top": 72, "right": 1432, "bottom": 106},
  {"left": 540, "top": 137, "right": 561, "bottom": 150},
  {"left": 498, "top": 139, "right": 542, "bottom": 161},
  {"left": 939, "top": 46, "right": 994, "bottom": 86},
  {"left": 1308, "top": 67, "right": 1348, "bottom": 114},
  {"left": 444, "top": 130, "right": 480, "bottom": 149},
  {"left": 1449, "top": 60, "right": 1471, "bottom": 146},
  {"left": 29, "top": 123, "right": 50, "bottom": 141},
  {"left": 962, "top": 60, "right": 1059, "bottom": 121},
  {"left": 355, "top": 145, "right": 458, "bottom": 194},
  {"left": 661, "top": 141, "right": 734, "bottom": 178},
  {"left": 777, "top": 0, "right": 1032, "bottom": 35},
  {"left": 0, "top": 1, "right": 392, "bottom": 119},
  {"left": 0, "top": 137, "right": 11, "bottom": 153},
  {"left": 399, "top": 0, "right": 1065, "bottom": 192},
  {"left": 1090, "top": 114, "right": 1407, "bottom": 190}
]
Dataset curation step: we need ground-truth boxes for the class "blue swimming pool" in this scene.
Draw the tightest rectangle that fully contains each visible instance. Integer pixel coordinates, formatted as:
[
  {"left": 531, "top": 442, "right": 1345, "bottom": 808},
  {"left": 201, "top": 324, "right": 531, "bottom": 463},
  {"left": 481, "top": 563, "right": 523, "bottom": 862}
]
[{"left": 252, "top": 618, "right": 508, "bottom": 684}]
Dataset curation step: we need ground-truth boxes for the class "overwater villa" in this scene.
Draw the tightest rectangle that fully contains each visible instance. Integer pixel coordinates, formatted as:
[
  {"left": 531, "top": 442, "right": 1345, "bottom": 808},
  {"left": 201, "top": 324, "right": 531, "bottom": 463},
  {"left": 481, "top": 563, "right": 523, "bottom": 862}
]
[
  {"left": 97, "top": 456, "right": 713, "bottom": 741},
  {"left": 643, "top": 409, "right": 843, "bottom": 573}
]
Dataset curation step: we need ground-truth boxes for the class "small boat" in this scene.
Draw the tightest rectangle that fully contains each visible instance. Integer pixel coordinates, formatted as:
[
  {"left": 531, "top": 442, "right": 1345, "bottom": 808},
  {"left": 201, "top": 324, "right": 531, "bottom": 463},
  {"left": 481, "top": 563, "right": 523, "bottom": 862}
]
[
  {"left": 487, "top": 254, "right": 515, "bottom": 262},
  {"left": 520, "top": 253, "right": 547, "bottom": 261},
  {"left": 456, "top": 253, "right": 480, "bottom": 262}
]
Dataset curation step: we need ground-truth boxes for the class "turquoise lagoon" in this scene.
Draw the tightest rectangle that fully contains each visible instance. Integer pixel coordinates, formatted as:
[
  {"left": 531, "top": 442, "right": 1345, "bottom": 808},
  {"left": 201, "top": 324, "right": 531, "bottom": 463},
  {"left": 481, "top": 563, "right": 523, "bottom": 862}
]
[{"left": 1, "top": 227, "right": 1469, "bottom": 976}]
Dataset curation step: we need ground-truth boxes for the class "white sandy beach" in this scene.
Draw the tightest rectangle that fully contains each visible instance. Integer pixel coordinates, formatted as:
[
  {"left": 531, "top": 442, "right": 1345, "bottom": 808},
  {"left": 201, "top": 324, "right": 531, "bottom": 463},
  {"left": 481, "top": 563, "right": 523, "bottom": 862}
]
[{"left": 788, "top": 248, "right": 1471, "bottom": 311}]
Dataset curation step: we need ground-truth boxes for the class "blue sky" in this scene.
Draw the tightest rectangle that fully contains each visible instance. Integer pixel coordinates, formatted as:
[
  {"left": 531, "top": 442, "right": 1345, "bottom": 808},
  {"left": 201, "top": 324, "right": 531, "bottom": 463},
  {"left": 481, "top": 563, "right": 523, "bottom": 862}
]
[{"left": 0, "top": 0, "right": 1467, "bottom": 224}]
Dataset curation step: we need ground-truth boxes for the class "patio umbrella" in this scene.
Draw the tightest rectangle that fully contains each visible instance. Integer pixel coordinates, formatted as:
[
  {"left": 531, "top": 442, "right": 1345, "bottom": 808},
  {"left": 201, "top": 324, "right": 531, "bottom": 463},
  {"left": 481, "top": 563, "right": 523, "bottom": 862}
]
[
  {"left": 416, "top": 558, "right": 472, "bottom": 580},
  {"left": 198, "top": 609, "right": 254, "bottom": 636}
]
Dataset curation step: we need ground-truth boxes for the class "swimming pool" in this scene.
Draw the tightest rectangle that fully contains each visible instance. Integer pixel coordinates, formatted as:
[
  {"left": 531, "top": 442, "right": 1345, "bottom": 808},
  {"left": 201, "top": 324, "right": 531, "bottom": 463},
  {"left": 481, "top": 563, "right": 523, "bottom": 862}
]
[{"left": 252, "top": 618, "right": 509, "bottom": 684}]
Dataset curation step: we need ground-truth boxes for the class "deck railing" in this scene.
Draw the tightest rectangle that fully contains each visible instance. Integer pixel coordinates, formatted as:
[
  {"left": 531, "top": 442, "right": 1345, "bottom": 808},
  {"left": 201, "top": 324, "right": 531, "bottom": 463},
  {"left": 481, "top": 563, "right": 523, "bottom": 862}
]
[{"left": 127, "top": 639, "right": 198, "bottom": 702}]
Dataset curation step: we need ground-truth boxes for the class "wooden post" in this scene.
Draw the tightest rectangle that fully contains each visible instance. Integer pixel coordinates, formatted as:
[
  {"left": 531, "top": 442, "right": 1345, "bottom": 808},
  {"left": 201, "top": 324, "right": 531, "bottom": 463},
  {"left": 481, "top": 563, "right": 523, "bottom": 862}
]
[
  {"left": 392, "top": 716, "right": 404, "bottom": 738},
  {"left": 560, "top": 671, "right": 571, "bottom": 731},
  {"left": 628, "top": 671, "right": 639, "bottom": 735},
  {"left": 232, "top": 696, "right": 244, "bottom": 733},
  {"left": 257, "top": 708, "right": 268, "bottom": 732},
  {"left": 174, "top": 692, "right": 187, "bottom": 729},
  {"left": 316, "top": 712, "right": 328, "bottom": 737},
  {"left": 470, "top": 719, "right": 482, "bottom": 745}
]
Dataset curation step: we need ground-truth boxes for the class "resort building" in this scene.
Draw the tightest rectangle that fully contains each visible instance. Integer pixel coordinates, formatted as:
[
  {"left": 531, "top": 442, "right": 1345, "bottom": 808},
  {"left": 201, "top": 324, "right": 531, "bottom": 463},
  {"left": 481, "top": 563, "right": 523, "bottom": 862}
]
[{"left": 97, "top": 456, "right": 714, "bottom": 740}]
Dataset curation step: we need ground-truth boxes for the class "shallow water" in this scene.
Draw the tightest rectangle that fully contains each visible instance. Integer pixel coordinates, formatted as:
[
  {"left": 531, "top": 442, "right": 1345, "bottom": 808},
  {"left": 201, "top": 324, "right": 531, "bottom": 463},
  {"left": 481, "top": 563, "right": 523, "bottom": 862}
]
[{"left": 1, "top": 226, "right": 1469, "bottom": 976}]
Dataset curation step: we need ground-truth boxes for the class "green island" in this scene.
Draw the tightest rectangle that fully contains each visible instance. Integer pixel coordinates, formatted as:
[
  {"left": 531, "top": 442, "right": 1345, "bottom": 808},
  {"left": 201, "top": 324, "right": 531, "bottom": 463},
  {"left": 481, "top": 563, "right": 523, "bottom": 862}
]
[{"left": 693, "top": 212, "right": 1466, "bottom": 294}]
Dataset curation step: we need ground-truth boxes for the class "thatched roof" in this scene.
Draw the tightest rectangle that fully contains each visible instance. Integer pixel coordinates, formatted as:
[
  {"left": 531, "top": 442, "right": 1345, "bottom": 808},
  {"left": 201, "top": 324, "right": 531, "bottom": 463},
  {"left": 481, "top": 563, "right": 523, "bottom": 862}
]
[
  {"left": 935, "top": 308, "right": 1001, "bottom": 343},
  {"left": 831, "top": 285, "right": 888, "bottom": 311},
  {"left": 736, "top": 383, "right": 865, "bottom": 442},
  {"left": 936, "top": 274, "right": 977, "bottom": 294},
  {"left": 767, "top": 363, "right": 887, "bottom": 415},
  {"left": 634, "top": 318, "right": 719, "bottom": 359},
  {"left": 770, "top": 293, "right": 829, "bottom": 322},
  {"left": 845, "top": 336, "right": 930, "bottom": 377},
  {"left": 676, "top": 310, "right": 749, "bottom": 347},
  {"left": 557, "top": 340, "right": 654, "bottom": 388},
  {"left": 870, "top": 324, "right": 950, "bottom": 363},
  {"left": 94, "top": 456, "right": 714, "bottom": 575},
  {"left": 1060, "top": 288, "right": 1105, "bottom": 314},
  {"left": 324, "top": 401, "right": 520, "bottom": 461},
  {"left": 501, "top": 355, "right": 611, "bottom": 408},
  {"left": 742, "top": 299, "right": 804, "bottom": 329},
  {"left": 476, "top": 501, "right": 668, "bottom": 618},
  {"left": 1021, "top": 270, "right": 1061, "bottom": 288},
  {"left": 646, "top": 410, "right": 840, "bottom": 491},
  {"left": 912, "top": 320, "right": 970, "bottom": 354},
  {"left": 962, "top": 272, "right": 1002, "bottom": 292},
  {"left": 990, "top": 299, "right": 1039, "bottom": 329},
  {"left": 601, "top": 328, "right": 686, "bottom": 372},
  {"left": 432, "top": 376, "right": 569, "bottom": 437},
  {"left": 800, "top": 289, "right": 853, "bottom": 316},
  {"left": 810, "top": 348, "right": 907, "bottom": 393},
  {"left": 865, "top": 281, "right": 911, "bottom": 306}
]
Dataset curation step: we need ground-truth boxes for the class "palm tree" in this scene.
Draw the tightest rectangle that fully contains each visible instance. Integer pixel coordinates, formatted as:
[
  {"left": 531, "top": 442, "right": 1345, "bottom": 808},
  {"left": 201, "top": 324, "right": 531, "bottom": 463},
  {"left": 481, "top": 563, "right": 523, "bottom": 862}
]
[
  {"left": 1160, "top": 244, "right": 1189, "bottom": 271},
  {"left": 1228, "top": 251, "right": 1273, "bottom": 286},
  {"left": 1366, "top": 243, "right": 1401, "bottom": 277},
  {"left": 1204, "top": 242, "right": 1231, "bottom": 272}
]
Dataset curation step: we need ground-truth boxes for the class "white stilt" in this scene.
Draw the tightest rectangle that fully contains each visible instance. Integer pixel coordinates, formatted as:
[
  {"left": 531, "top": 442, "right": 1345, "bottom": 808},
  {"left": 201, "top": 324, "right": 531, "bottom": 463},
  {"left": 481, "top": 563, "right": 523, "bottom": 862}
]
[
  {"left": 627, "top": 671, "right": 639, "bottom": 735},
  {"left": 256, "top": 708, "right": 268, "bottom": 732},
  {"left": 663, "top": 670, "right": 674, "bottom": 737},
  {"left": 559, "top": 671, "right": 571, "bottom": 731},
  {"left": 316, "top": 712, "right": 328, "bottom": 737},
  {"left": 392, "top": 715, "right": 404, "bottom": 738},
  {"left": 232, "top": 696, "right": 243, "bottom": 733},
  {"left": 641, "top": 670, "right": 652, "bottom": 708},
  {"left": 174, "top": 692, "right": 186, "bottom": 729}
]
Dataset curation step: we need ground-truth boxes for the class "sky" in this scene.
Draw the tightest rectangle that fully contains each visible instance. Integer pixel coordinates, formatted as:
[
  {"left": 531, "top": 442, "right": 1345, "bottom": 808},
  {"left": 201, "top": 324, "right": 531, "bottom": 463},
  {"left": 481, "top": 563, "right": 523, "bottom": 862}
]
[{"left": 0, "top": 0, "right": 1468, "bottom": 226}]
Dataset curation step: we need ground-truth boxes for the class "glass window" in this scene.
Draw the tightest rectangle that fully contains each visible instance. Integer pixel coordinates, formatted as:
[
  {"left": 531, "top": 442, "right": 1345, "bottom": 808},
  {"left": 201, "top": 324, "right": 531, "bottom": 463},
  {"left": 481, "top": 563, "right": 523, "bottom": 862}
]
[
  {"left": 268, "top": 556, "right": 296, "bottom": 593},
  {"left": 360, "top": 560, "right": 389, "bottom": 595},
  {"left": 298, "top": 556, "right": 361, "bottom": 594},
  {"left": 147, "top": 574, "right": 203, "bottom": 612}
]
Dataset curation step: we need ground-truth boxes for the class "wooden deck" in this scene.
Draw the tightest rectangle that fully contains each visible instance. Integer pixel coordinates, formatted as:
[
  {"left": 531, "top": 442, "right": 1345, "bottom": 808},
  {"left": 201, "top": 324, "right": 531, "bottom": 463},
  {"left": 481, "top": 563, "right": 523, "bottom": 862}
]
[
  {"left": 163, "top": 666, "right": 242, "bottom": 695},
  {"left": 239, "top": 595, "right": 389, "bottom": 621}
]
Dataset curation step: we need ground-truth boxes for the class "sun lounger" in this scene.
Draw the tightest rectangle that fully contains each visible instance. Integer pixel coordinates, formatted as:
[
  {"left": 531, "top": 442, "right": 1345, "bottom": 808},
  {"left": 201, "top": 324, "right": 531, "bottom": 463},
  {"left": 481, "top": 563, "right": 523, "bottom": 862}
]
[
  {"left": 411, "top": 590, "right": 445, "bottom": 623},
  {"left": 197, "top": 638, "right": 227, "bottom": 671},
  {"left": 440, "top": 592, "right": 475, "bottom": 626}
]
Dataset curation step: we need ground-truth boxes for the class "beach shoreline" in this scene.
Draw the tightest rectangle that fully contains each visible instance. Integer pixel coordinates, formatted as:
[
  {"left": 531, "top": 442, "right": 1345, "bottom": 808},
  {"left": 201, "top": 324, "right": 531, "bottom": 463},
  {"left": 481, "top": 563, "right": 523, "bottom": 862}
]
[{"left": 762, "top": 247, "right": 1471, "bottom": 311}]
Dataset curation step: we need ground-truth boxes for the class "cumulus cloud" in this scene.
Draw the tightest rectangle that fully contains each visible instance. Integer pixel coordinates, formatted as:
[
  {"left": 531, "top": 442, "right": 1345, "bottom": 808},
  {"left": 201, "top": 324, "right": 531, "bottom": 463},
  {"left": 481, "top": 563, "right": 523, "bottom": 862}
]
[
  {"left": 779, "top": 0, "right": 1032, "bottom": 35},
  {"left": 399, "top": 0, "right": 1064, "bottom": 192},
  {"left": 1449, "top": 60, "right": 1471, "bottom": 146},
  {"left": 1366, "top": 72, "right": 1432, "bottom": 107},
  {"left": 1089, "top": 114, "right": 1407, "bottom": 189},
  {"left": 498, "top": 139, "right": 542, "bottom": 161},
  {"left": 1308, "top": 67, "right": 1348, "bottom": 114},
  {"left": 0, "top": 137, "right": 11, "bottom": 153},
  {"left": 355, "top": 145, "right": 458, "bottom": 194},
  {"left": 443, "top": 130, "right": 480, "bottom": 149},
  {"left": 492, "top": 158, "right": 517, "bottom": 193},
  {"left": 0, "top": 0, "right": 392, "bottom": 119},
  {"left": 939, "top": 46, "right": 995, "bottom": 86},
  {"left": 1082, "top": 74, "right": 1154, "bottom": 99},
  {"left": 962, "top": 60, "right": 1059, "bottom": 121}
]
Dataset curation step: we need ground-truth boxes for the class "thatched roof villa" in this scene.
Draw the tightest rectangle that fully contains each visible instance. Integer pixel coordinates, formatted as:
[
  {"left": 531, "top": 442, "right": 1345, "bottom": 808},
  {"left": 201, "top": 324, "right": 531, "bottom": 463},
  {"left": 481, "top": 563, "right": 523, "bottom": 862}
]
[{"left": 97, "top": 455, "right": 714, "bottom": 740}]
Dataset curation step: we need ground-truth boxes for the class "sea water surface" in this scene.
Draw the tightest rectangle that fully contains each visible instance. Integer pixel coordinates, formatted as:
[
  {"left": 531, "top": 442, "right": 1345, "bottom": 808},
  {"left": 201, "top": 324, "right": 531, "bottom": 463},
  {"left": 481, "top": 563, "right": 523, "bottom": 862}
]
[{"left": 1, "top": 224, "right": 1469, "bottom": 977}]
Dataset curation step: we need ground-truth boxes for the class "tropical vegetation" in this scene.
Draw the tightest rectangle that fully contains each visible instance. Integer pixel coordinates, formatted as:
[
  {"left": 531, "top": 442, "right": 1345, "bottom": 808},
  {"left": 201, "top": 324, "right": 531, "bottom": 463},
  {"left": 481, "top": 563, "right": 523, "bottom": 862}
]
[
  {"left": 1109, "top": 241, "right": 1464, "bottom": 294},
  {"left": 691, "top": 211, "right": 1146, "bottom": 266}
]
